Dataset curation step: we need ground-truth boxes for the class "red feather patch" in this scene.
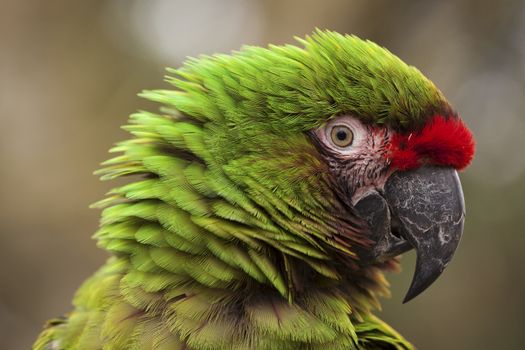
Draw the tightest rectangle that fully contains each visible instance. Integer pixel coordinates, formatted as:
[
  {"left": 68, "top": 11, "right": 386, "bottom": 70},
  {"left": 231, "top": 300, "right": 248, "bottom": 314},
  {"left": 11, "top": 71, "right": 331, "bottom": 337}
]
[{"left": 389, "top": 115, "right": 475, "bottom": 171}]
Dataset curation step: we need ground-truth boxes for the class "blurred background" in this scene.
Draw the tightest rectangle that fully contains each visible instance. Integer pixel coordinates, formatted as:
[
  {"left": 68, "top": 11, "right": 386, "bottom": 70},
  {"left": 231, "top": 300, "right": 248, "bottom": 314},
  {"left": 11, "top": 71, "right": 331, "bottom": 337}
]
[{"left": 1, "top": 0, "right": 524, "bottom": 349}]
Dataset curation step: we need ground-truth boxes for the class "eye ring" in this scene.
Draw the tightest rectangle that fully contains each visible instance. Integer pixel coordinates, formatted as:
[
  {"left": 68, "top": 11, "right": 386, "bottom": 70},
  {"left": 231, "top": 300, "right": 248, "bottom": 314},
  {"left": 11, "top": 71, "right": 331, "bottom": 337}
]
[{"left": 330, "top": 124, "right": 354, "bottom": 148}]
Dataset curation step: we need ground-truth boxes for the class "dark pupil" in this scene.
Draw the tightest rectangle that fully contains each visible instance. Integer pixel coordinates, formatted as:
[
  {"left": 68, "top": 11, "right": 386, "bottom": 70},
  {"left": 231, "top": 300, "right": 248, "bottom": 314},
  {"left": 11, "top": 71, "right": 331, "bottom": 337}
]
[{"left": 336, "top": 130, "right": 347, "bottom": 141}]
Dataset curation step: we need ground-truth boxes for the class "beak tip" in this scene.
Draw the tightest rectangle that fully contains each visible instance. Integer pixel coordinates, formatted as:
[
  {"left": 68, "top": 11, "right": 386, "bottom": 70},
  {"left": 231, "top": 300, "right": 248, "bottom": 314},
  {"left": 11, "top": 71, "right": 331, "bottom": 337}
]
[
  {"left": 401, "top": 256, "right": 447, "bottom": 303},
  {"left": 401, "top": 284, "right": 421, "bottom": 304},
  {"left": 402, "top": 292, "right": 414, "bottom": 304},
  {"left": 402, "top": 287, "right": 422, "bottom": 304}
]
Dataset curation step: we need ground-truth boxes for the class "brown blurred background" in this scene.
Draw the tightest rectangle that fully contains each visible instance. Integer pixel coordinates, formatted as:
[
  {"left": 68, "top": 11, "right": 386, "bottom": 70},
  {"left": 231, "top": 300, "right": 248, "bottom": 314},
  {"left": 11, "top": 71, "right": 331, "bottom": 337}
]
[{"left": 1, "top": 0, "right": 524, "bottom": 349}]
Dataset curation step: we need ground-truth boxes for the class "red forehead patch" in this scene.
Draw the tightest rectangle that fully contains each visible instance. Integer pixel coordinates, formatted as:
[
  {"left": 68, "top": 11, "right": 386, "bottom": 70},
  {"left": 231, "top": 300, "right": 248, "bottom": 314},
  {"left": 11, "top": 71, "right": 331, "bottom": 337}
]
[{"left": 389, "top": 115, "right": 475, "bottom": 171}]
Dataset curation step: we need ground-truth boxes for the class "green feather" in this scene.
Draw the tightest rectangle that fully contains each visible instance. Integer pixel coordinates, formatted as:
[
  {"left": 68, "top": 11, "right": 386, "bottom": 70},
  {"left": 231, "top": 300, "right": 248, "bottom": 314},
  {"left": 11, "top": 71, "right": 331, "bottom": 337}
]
[{"left": 31, "top": 30, "right": 453, "bottom": 349}]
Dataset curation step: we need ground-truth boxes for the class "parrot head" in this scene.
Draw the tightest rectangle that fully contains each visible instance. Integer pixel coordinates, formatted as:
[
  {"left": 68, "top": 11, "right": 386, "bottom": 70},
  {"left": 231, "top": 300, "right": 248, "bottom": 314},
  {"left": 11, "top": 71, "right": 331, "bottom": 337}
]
[
  {"left": 148, "top": 30, "right": 475, "bottom": 303},
  {"left": 105, "top": 30, "right": 474, "bottom": 313}
]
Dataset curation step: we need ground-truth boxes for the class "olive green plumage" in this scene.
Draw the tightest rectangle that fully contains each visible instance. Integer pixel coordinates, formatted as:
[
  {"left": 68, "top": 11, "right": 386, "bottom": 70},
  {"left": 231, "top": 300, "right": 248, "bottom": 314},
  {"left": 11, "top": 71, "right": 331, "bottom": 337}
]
[{"left": 34, "top": 30, "right": 451, "bottom": 349}]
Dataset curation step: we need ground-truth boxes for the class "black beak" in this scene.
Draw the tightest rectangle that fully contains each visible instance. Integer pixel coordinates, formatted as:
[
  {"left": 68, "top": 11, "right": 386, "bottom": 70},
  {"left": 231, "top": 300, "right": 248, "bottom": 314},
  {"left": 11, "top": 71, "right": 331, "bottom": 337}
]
[{"left": 355, "top": 165, "right": 465, "bottom": 303}]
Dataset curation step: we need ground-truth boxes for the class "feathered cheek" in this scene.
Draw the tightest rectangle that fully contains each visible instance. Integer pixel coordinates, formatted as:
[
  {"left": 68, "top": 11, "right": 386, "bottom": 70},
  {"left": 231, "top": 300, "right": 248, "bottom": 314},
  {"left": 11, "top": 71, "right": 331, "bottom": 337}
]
[{"left": 388, "top": 115, "right": 476, "bottom": 171}]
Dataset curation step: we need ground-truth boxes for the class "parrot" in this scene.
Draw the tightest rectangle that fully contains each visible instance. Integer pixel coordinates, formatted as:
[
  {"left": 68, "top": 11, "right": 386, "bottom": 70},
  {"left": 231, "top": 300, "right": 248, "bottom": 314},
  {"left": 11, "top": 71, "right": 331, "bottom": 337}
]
[{"left": 34, "top": 30, "right": 475, "bottom": 350}]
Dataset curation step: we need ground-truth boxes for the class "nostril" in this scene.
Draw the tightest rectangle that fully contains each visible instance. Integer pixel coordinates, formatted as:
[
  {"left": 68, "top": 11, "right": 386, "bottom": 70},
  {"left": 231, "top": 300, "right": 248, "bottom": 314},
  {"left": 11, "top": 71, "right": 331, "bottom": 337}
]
[
  {"left": 391, "top": 225, "right": 402, "bottom": 239},
  {"left": 390, "top": 216, "right": 403, "bottom": 239}
]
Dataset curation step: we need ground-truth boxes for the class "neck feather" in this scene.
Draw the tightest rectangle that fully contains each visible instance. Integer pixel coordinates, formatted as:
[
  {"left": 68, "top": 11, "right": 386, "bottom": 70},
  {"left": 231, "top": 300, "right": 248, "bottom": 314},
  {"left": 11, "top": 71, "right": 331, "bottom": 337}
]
[{"left": 91, "top": 111, "right": 409, "bottom": 349}]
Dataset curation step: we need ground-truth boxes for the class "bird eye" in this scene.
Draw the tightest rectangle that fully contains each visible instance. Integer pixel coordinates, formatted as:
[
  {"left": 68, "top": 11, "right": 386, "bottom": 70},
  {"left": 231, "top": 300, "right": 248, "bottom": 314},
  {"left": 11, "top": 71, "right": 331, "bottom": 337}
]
[{"left": 330, "top": 125, "right": 354, "bottom": 148}]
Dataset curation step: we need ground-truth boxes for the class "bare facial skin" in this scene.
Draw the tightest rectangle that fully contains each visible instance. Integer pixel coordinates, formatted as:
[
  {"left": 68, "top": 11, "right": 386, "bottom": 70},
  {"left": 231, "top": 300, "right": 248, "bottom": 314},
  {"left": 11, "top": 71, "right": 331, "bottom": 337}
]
[{"left": 314, "top": 115, "right": 394, "bottom": 205}]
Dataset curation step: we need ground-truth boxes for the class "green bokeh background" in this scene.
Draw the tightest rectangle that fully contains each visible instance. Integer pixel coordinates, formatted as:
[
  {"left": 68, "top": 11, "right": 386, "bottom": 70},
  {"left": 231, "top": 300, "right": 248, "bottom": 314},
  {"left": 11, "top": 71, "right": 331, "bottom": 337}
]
[{"left": 1, "top": 1, "right": 524, "bottom": 349}]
